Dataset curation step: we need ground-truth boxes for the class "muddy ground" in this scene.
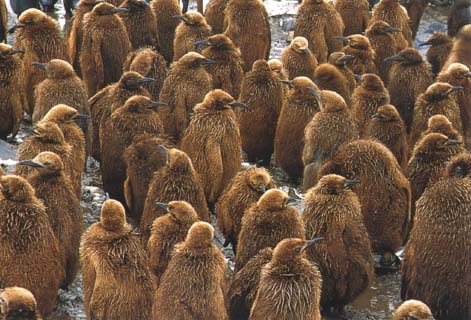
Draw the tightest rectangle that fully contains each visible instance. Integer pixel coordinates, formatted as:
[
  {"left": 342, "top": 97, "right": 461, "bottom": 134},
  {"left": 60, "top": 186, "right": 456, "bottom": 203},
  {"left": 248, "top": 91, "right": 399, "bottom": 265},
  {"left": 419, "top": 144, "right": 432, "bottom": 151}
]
[{"left": 2, "top": 1, "right": 449, "bottom": 319}]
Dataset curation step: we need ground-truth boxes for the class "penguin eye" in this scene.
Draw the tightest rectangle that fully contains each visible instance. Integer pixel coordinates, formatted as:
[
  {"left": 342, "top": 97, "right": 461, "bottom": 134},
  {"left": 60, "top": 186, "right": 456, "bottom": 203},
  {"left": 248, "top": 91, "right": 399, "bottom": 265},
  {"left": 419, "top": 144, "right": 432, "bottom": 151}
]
[
  {"left": 294, "top": 246, "right": 302, "bottom": 253},
  {"left": 168, "top": 205, "right": 174, "bottom": 211},
  {"left": 43, "top": 161, "right": 52, "bottom": 167}
]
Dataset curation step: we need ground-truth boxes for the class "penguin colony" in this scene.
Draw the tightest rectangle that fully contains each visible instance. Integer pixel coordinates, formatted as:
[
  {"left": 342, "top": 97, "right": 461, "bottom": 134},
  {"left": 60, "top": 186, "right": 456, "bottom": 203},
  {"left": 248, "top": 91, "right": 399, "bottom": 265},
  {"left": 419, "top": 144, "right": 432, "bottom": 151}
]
[{"left": 0, "top": 0, "right": 470, "bottom": 319}]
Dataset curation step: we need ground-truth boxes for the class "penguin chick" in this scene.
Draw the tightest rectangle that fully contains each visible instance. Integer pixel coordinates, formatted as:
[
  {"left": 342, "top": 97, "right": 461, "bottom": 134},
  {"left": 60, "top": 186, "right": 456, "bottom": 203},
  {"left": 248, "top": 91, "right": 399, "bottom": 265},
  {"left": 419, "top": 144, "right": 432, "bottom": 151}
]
[
  {"left": 303, "top": 174, "right": 374, "bottom": 315},
  {"left": 334, "top": 0, "right": 370, "bottom": 36},
  {"left": 140, "top": 148, "right": 209, "bottom": 242},
  {"left": 302, "top": 90, "right": 359, "bottom": 190},
  {"left": 41, "top": 105, "right": 86, "bottom": 198},
  {"left": 173, "top": 12, "right": 212, "bottom": 61},
  {"left": 80, "top": 199, "right": 154, "bottom": 320},
  {"left": 180, "top": 89, "right": 243, "bottom": 205},
  {"left": 249, "top": 238, "right": 322, "bottom": 320},
  {"left": 422, "top": 114, "right": 464, "bottom": 141},
  {"left": 365, "top": 20, "right": 403, "bottom": 83},
  {"left": 274, "top": 77, "right": 321, "bottom": 181},
  {"left": 204, "top": 0, "right": 228, "bottom": 34},
  {"left": 158, "top": 52, "right": 212, "bottom": 142},
  {"left": 294, "top": 0, "right": 345, "bottom": 63},
  {"left": 119, "top": 0, "right": 159, "bottom": 50},
  {"left": 100, "top": 95, "right": 165, "bottom": 205},
  {"left": 392, "top": 300, "right": 432, "bottom": 320},
  {"left": 351, "top": 73, "right": 390, "bottom": 134},
  {"left": 147, "top": 201, "right": 199, "bottom": 285},
  {"left": 0, "top": 175, "right": 63, "bottom": 317},
  {"left": 89, "top": 71, "right": 152, "bottom": 161},
  {"left": 151, "top": 0, "right": 182, "bottom": 63},
  {"left": 319, "top": 139, "right": 411, "bottom": 255},
  {"left": 80, "top": 2, "right": 132, "bottom": 96},
  {"left": 385, "top": 48, "right": 434, "bottom": 131},
  {"left": 371, "top": 0, "right": 413, "bottom": 47},
  {"left": 448, "top": 0, "right": 471, "bottom": 37},
  {"left": 0, "top": 287, "right": 42, "bottom": 320},
  {"left": 401, "top": 153, "right": 471, "bottom": 320},
  {"left": 238, "top": 59, "right": 284, "bottom": 165},
  {"left": 420, "top": 32, "right": 453, "bottom": 75},
  {"left": 124, "top": 134, "right": 175, "bottom": 222},
  {"left": 216, "top": 166, "right": 275, "bottom": 253},
  {"left": 123, "top": 47, "right": 169, "bottom": 100},
  {"left": 12, "top": 8, "right": 68, "bottom": 115},
  {"left": 0, "top": 44, "right": 25, "bottom": 139},
  {"left": 363, "top": 104, "right": 409, "bottom": 171},
  {"left": 223, "top": 0, "right": 271, "bottom": 71},
  {"left": 403, "top": 0, "right": 428, "bottom": 39},
  {"left": 199, "top": 34, "right": 245, "bottom": 98},
  {"left": 153, "top": 222, "right": 228, "bottom": 320},
  {"left": 19, "top": 151, "right": 82, "bottom": 290},
  {"left": 313, "top": 52, "right": 356, "bottom": 105},
  {"left": 234, "top": 189, "right": 305, "bottom": 272},
  {"left": 280, "top": 36, "right": 318, "bottom": 80},
  {"left": 341, "top": 34, "right": 378, "bottom": 75},
  {"left": 443, "top": 24, "right": 471, "bottom": 71},
  {"left": 409, "top": 82, "right": 463, "bottom": 147}
]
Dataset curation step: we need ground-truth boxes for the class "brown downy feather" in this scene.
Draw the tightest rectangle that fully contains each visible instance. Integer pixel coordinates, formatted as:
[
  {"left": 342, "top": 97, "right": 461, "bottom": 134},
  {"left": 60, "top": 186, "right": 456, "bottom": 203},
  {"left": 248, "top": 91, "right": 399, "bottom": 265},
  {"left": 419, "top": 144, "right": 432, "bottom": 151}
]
[
  {"left": 173, "top": 12, "right": 212, "bottom": 61},
  {"left": 334, "top": 0, "right": 370, "bottom": 36},
  {"left": 342, "top": 34, "right": 378, "bottom": 75},
  {"left": 392, "top": 300, "right": 432, "bottom": 320},
  {"left": 371, "top": 0, "right": 412, "bottom": 47},
  {"left": 280, "top": 36, "right": 318, "bottom": 80},
  {"left": 422, "top": 32, "right": 453, "bottom": 75},
  {"left": 151, "top": 0, "right": 182, "bottom": 63},
  {"left": 204, "top": 0, "right": 229, "bottom": 34},
  {"left": 443, "top": 25, "right": 471, "bottom": 70},
  {"left": 119, "top": 0, "right": 159, "bottom": 50},
  {"left": 0, "top": 287, "right": 42, "bottom": 320}
]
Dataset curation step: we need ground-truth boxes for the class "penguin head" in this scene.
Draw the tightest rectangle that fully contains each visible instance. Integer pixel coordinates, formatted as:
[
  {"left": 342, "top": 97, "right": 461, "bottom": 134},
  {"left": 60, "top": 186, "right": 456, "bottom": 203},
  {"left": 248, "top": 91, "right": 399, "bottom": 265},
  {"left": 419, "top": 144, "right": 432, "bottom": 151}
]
[
  {"left": 0, "top": 176, "right": 35, "bottom": 203},
  {"left": 367, "top": 21, "right": 401, "bottom": 36},
  {"left": 251, "top": 59, "right": 271, "bottom": 73},
  {"left": 446, "top": 63, "right": 471, "bottom": 80},
  {"left": 392, "top": 300, "right": 432, "bottom": 320},
  {"left": 198, "top": 89, "right": 247, "bottom": 111},
  {"left": 18, "top": 152, "right": 64, "bottom": 176},
  {"left": 246, "top": 167, "right": 272, "bottom": 195},
  {"left": 17, "top": 9, "right": 49, "bottom": 29},
  {"left": 92, "top": 2, "right": 128, "bottom": 15},
  {"left": 174, "top": 12, "right": 206, "bottom": 26},
  {"left": 371, "top": 104, "right": 402, "bottom": 123},
  {"left": 0, "top": 287, "right": 38, "bottom": 319},
  {"left": 319, "top": 90, "right": 347, "bottom": 113},
  {"left": 36, "top": 59, "right": 75, "bottom": 79},
  {"left": 257, "top": 189, "right": 296, "bottom": 211},
  {"left": 121, "top": 95, "right": 167, "bottom": 113},
  {"left": 32, "top": 121, "right": 67, "bottom": 144},
  {"left": 272, "top": 238, "right": 323, "bottom": 263},
  {"left": 198, "top": 34, "right": 236, "bottom": 50},
  {"left": 42, "top": 104, "right": 80, "bottom": 125},
  {"left": 166, "top": 148, "right": 194, "bottom": 174},
  {"left": 446, "top": 153, "right": 471, "bottom": 178},
  {"left": 328, "top": 52, "right": 353, "bottom": 66},
  {"left": 424, "top": 82, "right": 463, "bottom": 102},
  {"left": 420, "top": 32, "right": 450, "bottom": 47},
  {"left": 160, "top": 201, "right": 199, "bottom": 224},
  {"left": 288, "top": 77, "right": 320, "bottom": 99},
  {"left": 415, "top": 133, "right": 463, "bottom": 156},
  {"left": 384, "top": 48, "right": 423, "bottom": 65},
  {"left": 359, "top": 73, "right": 385, "bottom": 92},
  {"left": 177, "top": 52, "right": 215, "bottom": 69},
  {"left": 290, "top": 37, "right": 311, "bottom": 55},
  {"left": 0, "top": 44, "right": 24, "bottom": 61},
  {"left": 268, "top": 59, "right": 286, "bottom": 78},
  {"left": 185, "top": 222, "right": 214, "bottom": 247},
  {"left": 342, "top": 35, "right": 371, "bottom": 50},
  {"left": 100, "top": 199, "right": 127, "bottom": 232},
  {"left": 119, "top": 71, "right": 154, "bottom": 90},
  {"left": 427, "top": 115, "right": 454, "bottom": 134},
  {"left": 313, "top": 174, "right": 359, "bottom": 195}
]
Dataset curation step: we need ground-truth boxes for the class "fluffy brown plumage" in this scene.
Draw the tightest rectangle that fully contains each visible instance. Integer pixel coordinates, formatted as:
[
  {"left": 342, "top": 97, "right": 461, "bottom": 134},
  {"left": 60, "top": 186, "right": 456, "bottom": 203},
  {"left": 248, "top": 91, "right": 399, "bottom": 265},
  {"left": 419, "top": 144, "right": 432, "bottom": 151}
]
[
  {"left": 280, "top": 37, "right": 318, "bottom": 80},
  {"left": 341, "top": 34, "right": 378, "bottom": 75},
  {"left": 0, "top": 44, "right": 25, "bottom": 139},
  {"left": 158, "top": 52, "right": 212, "bottom": 142},
  {"left": 80, "top": 199, "right": 154, "bottom": 320},
  {"left": 443, "top": 24, "right": 471, "bottom": 70},
  {"left": 294, "top": 0, "right": 345, "bottom": 63},
  {"left": 80, "top": 2, "right": 132, "bottom": 96},
  {"left": 319, "top": 139, "right": 411, "bottom": 255},
  {"left": 421, "top": 32, "right": 453, "bottom": 75},
  {"left": 153, "top": 222, "right": 227, "bottom": 320},
  {"left": 19, "top": 152, "right": 82, "bottom": 290},
  {"left": 216, "top": 166, "right": 275, "bottom": 253},
  {"left": 238, "top": 60, "right": 284, "bottom": 164},
  {"left": 140, "top": 148, "right": 209, "bottom": 241},
  {"left": 403, "top": 0, "right": 428, "bottom": 39},
  {"left": 386, "top": 48, "right": 434, "bottom": 131},
  {"left": 124, "top": 134, "right": 174, "bottom": 222},
  {"left": 13, "top": 9, "right": 68, "bottom": 115},
  {"left": 0, "top": 175, "right": 63, "bottom": 317},
  {"left": 180, "top": 89, "right": 242, "bottom": 205},
  {"left": 422, "top": 114, "right": 464, "bottom": 141},
  {"left": 334, "top": 0, "right": 369, "bottom": 36},
  {"left": 151, "top": 0, "right": 182, "bottom": 63},
  {"left": 100, "top": 95, "right": 165, "bottom": 205},
  {"left": 302, "top": 90, "right": 359, "bottom": 190},
  {"left": 234, "top": 189, "right": 305, "bottom": 272},
  {"left": 313, "top": 52, "right": 356, "bottom": 105},
  {"left": 0, "top": 287, "right": 42, "bottom": 320},
  {"left": 147, "top": 201, "right": 199, "bottom": 285},
  {"left": 392, "top": 300, "right": 433, "bottom": 320},
  {"left": 199, "top": 34, "right": 244, "bottom": 98},
  {"left": 402, "top": 153, "right": 471, "bottom": 320},
  {"left": 303, "top": 174, "right": 374, "bottom": 314},
  {"left": 173, "top": 12, "right": 212, "bottom": 61},
  {"left": 204, "top": 0, "right": 228, "bottom": 34},
  {"left": 448, "top": 0, "right": 471, "bottom": 37},
  {"left": 274, "top": 77, "right": 321, "bottom": 181},
  {"left": 371, "top": 0, "right": 413, "bottom": 47},
  {"left": 409, "top": 82, "right": 464, "bottom": 147},
  {"left": 223, "top": 0, "right": 271, "bottom": 72},
  {"left": 119, "top": 0, "right": 159, "bottom": 50},
  {"left": 363, "top": 104, "right": 409, "bottom": 171},
  {"left": 249, "top": 238, "right": 322, "bottom": 320},
  {"left": 351, "top": 73, "right": 390, "bottom": 134}
]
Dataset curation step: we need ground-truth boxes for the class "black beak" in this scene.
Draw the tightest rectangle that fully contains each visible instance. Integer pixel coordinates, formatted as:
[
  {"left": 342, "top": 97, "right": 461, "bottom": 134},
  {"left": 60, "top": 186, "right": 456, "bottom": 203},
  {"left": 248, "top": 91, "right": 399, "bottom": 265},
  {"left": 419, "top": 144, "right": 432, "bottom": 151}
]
[
  {"left": 173, "top": 15, "right": 188, "bottom": 22},
  {"left": 32, "top": 62, "right": 48, "bottom": 71},
  {"left": 450, "top": 85, "right": 464, "bottom": 93},
  {"left": 354, "top": 74, "right": 362, "bottom": 81},
  {"left": 279, "top": 79, "right": 292, "bottom": 87},
  {"left": 257, "top": 185, "right": 266, "bottom": 195},
  {"left": 418, "top": 40, "right": 431, "bottom": 47},
  {"left": 156, "top": 202, "right": 170, "bottom": 212},
  {"left": 286, "top": 198, "right": 298, "bottom": 206},
  {"left": 384, "top": 27, "right": 401, "bottom": 33},
  {"left": 384, "top": 55, "right": 407, "bottom": 63},
  {"left": 228, "top": 101, "right": 248, "bottom": 110},
  {"left": 194, "top": 40, "right": 210, "bottom": 47},
  {"left": 301, "top": 48, "right": 311, "bottom": 55},
  {"left": 371, "top": 113, "right": 385, "bottom": 119},
  {"left": 337, "top": 54, "right": 354, "bottom": 63},
  {"left": 344, "top": 179, "right": 360, "bottom": 189},
  {"left": 9, "top": 49, "right": 25, "bottom": 55},
  {"left": 135, "top": 77, "right": 155, "bottom": 84},
  {"left": 302, "top": 237, "right": 324, "bottom": 251},
  {"left": 73, "top": 114, "right": 90, "bottom": 120},
  {"left": 335, "top": 36, "right": 350, "bottom": 44},
  {"left": 201, "top": 58, "right": 216, "bottom": 65},
  {"left": 8, "top": 24, "right": 25, "bottom": 34},
  {"left": 306, "top": 87, "right": 320, "bottom": 98},
  {"left": 149, "top": 101, "right": 168, "bottom": 109},
  {"left": 18, "top": 160, "right": 44, "bottom": 169},
  {"left": 110, "top": 7, "right": 129, "bottom": 13},
  {"left": 158, "top": 145, "right": 169, "bottom": 154},
  {"left": 466, "top": 72, "right": 471, "bottom": 78},
  {"left": 447, "top": 140, "right": 463, "bottom": 146}
]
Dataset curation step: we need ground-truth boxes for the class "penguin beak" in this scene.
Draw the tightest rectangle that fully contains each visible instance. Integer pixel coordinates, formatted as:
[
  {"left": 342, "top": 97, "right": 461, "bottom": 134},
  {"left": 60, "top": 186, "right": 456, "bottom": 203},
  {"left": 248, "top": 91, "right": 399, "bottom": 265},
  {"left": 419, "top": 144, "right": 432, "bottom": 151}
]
[
  {"left": 302, "top": 237, "right": 323, "bottom": 252},
  {"left": 337, "top": 54, "right": 354, "bottom": 63},
  {"left": 354, "top": 74, "right": 362, "bottom": 81},
  {"left": 110, "top": 7, "right": 129, "bottom": 14},
  {"left": 32, "top": 62, "right": 48, "bottom": 71},
  {"left": 418, "top": 40, "right": 432, "bottom": 47},
  {"left": 257, "top": 185, "right": 266, "bottom": 195},
  {"left": 148, "top": 101, "right": 168, "bottom": 109},
  {"left": 135, "top": 77, "right": 155, "bottom": 84},
  {"left": 466, "top": 72, "right": 471, "bottom": 78},
  {"left": 384, "top": 27, "right": 401, "bottom": 33},
  {"left": 306, "top": 87, "right": 320, "bottom": 98},
  {"left": 73, "top": 114, "right": 90, "bottom": 120},
  {"left": 8, "top": 24, "right": 25, "bottom": 34},
  {"left": 446, "top": 140, "right": 463, "bottom": 146},
  {"left": 371, "top": 113, "right": 385, "bottom": 119},
  {"left": 194, "top": 40, "right": 210, "bottom": 47},
  {"left": 300, "top": 47, "right": 311, "bottom": 55},
  {"left": 18, "top": 160, "right": 44, "bottom": 169},
  {"left": 279, "top": 80, "right": 293, "bottom": 88},
  {"left": 384, "top": 55, "right": 406, "bottom": 62},
  {"left": 158, "top": 145, "right": 169, "bottom": 153},
  {"left": 450, "top": 85, "right": 464, "bottom": 93},
  {"left": 286, "top": 198, "right": 297, "bottom": 206},
  {"left": 228, "top": 102, "right": 248, "bottom": 110},
  {"left": 201, "top": 58, "right": 216, "bottom": 65},
  {"left": 156, "top": 202, "right": 170, "bottom": 212},
  {"left": 335, "top": 36, "right": 350, "bottom": 45},
  {"left": 9, "top": 49, "right": 25, "bottom": 56},
  {"left": 173, "top": 15, "right": 188, "bottom": 23},
  {"left": 344, "top": 179, "right": 360, "bottom": 189}
]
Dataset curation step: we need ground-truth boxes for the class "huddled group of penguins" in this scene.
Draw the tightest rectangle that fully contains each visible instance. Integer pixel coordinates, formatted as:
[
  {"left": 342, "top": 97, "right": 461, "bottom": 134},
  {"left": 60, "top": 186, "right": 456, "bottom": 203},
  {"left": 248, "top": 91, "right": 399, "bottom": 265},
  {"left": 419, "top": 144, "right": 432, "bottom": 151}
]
[{"left": 0, "top": 0, "right": 470, "bottom": 319}]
